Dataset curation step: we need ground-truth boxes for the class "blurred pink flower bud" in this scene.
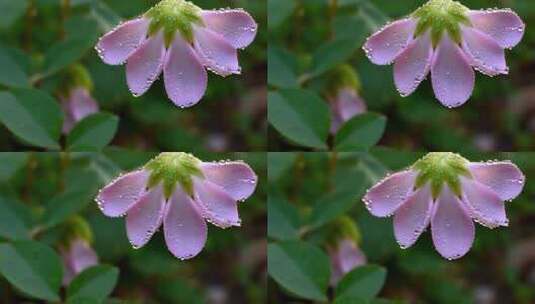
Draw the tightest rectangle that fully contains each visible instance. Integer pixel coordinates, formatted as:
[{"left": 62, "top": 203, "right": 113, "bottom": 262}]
[
  {"left": 363, "top": 153, "right": 525, "bottom": 260},
  {"left": 363, "top": 0, "right": 524, "bottom": 108},
  {"left": 329, "top": 88, "right": 367, "bottom": 134},
  {"left": 329, "top": 238, "right": 367, "bottom": 286},
  {"left": 95, "top": 153, "right": 258, "bottom": 260},
  {"left": 95, "top": 0, "right": 257, "bottom": 108},
  {"left": 60, "top": 239, "right": 98, "bottom": 286},
  {"left": 61, "top": 87, "right": 99, "bottom": 134}
]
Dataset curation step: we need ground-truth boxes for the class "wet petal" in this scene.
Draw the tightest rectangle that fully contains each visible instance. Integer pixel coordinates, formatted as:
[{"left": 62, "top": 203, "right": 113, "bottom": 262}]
[
  {"left": 126, "top": 32, "right": 166, "bottom": 97},
  {"left": 69, "top": 88, "right": 100, "bottom": 122},
  {"left": 393, "top": 184, "right": 433, "bottom": 249},
  {"left": 193, "top": 179, "right": 240, "bottom": 228},
  {"left": 193, "top": 26, "right": 240, "bottom": 76},
  {"left": 363, "top": 18, "right": 416, "bottom": 65},
  {"left": 468, "top": 9, "right": 525, "bottom": 49},
  {"left": 200, "top": 161, "right": 257, "bottom": 201},
  {"left": 126, "top": 185, "right": 166, "bottom": 249},
  {"left": 164, "top": 187, "right": 207, "bottom": 260},
  {"left": 461, "top": 26, "right": 508, "bottom": 76},
  {"left": 394, "top": 32, "right": 433, "bottom": 97},
  {"left": 461, "top": 177, "right": 508, "bottom": 228},
  {"left": 201, "top": 9, "right": 257, "bottom": 49},
  {"left": 96, "top": 18, "right": 149, "bottom": 65},
  {"left": 431, "top": 35, "right": 475, "bottom": 108},
  {"left": 468, "top": 161, "right": 525, "bottom": 201},
  {"left": 431, "top": 186, "right": 474, "bottom": 260},
  {"left": 96, "top": 169, "right": 150, "bottom": 217},
  {"left": 362, "top": 170, "right": 417, "bottom": 217},
  {"left": 163, "top": 35, "right": 207, "bottom": 108}
]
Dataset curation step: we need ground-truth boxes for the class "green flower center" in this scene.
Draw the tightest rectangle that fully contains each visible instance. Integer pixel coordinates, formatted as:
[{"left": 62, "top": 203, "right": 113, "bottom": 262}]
[
  {"left": 413, "top": 0, "right": 470, "bottom": 46},
  {"left": 413, "top": 152, "right": 471, "bottom": 199},
  {"left": 145, "top": 0, "right": 203, "bottom": 47},
  {"left": 145, "top": 152, "right": 204, "bottom": 199}
]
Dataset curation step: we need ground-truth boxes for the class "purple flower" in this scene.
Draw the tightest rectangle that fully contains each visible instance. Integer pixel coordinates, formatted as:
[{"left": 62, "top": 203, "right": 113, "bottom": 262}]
[
  {"left": 363, "top": 0, "right": 525, "bottom": 108},
  {"left": 329, "top": 238, "right": 367, "bottom": 285},
  {"left": 60, "top": 239, "right": 98, "bottom": 286},
  {"left": 95, "top": 153, "right": 258, "bottom": 260},
  {"left": 363, "top": 153, "right": 525, "bottom": 260},
  {"left": 60, "top": 87, "right": 99, "bottom": 134},
  {"left": 329, "top": 87, "right": 367, "bottom": 134},
  {"left": 95, "top": 0, "right": 257, "bottom": 108}
]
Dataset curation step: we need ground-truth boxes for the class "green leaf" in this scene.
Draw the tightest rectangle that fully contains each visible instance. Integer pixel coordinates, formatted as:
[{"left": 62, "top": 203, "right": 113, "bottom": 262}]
[
  {"left": 267, "top": 152, "right": 297, "bottom": 181},
  {"left": 268, "top": 192, "right": 300, "bottom": 240},
  {"left": 268, "top": 0, "right": 296, "bottom": 29},
  {"left": 268, "top": 241, "right": 330, "bottom": 301},
  {"left": 268, "top": 46, "right": 298, "bottom": 88},
  {"left": 43, "top": 17, "right": 99, "bottom": 76},
  {"left": 0, "top": 153, "right": 29, "bottom": 181},
  {"left": 67, "top": 113, "right": 119, "bottom": 151},
  {"left": 0, "top": 48, "right": 29, "bottom": 87},
  {"left": 67, "top": 265, "right": 119, "bottom": 304},
  {"left": 335, "top": 113, "right": 387, "bottom": 151},
  {"left": 310, "top": 38, "right": 361, "bottom": 77},
  {"left": 0, "top": 195, "right": 29, "bottom": 240},
  {"left": 0, "top": 241, "right": 62, "bottom": 301},
  {"left": 335, "top": 265, "right": 387, "bottom": 300},
  {"left": 268, "top": 89, "right": 330, "bottom": 149},
  {"left": 0, "top": 89, "right": 63, "bottom": 149},
  {"left": 308, "top": 171, "right": 366, "bottom": 229},
  {"left": 0, "top": 0, "right": 29, "bottom": 28},
  {"left": 333, "top": 297, "right": 368, "bottom": 304}
]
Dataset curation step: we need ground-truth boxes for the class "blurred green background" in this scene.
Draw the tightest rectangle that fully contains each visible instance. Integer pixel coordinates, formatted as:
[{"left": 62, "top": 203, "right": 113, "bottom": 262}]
[
  {"left": 268, "top": 150, "right": 535, "bottom": 303},
  {"left": 0, "top": 152, "right": 266, "bottom": 303},
  {"left": 0, "top": 0, "right": 266, "bottom": 151},
  {"left": 268, "top": 0, "right": 535, "bottom": 151}
]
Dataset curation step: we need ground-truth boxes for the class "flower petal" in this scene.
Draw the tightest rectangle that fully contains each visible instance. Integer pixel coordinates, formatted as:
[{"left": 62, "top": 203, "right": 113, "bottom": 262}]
[
  {"left": 393, "top": 184, "right": 433, "bottom": 249},
  {"left": 335, "top": 89, "right": 367, "bottom": 122},
  {"left": 394, "top": 32, "right": 433, "bottom": 97},
  {"left": 69, "top": 240, "right": 98, "bottom": 274},
  {"left": 193, "top": 26, "right": 241, "bottom": 76},
  {"left": 431, "top": 35, "right": 475, "bottom": 108},
  {"left": 461, "top": 26, "right": 508, "bottom": 76},
  {"left": 461, "top": 177, "right": 508, "bottom": 228},
  {"left": 126, "top": 31, "right": 166, "bottom": 97},
  {"left": 468, "top": 161, "right": 525, "bottom": 201},
  {"left": 363, "top": 18, "right": 416, "bottom": 65},
  {"left": 330, "top": 239, "right": 366, "bottom": 286},
  {"left": 201, "top": 9, "right": 257, "bottom": 49},
  {"left": 96, "top": 170, "right": 149, "bottom": 217},
  {"left": 193, "top": 178, "right": 240, "bottom": 228},
  {"left": 431, "top": 186, "right": 475, "bottom": 260},
  {"left": 200, "top": 161, "right": 257, "bottom": 201},
  {"left": 69, "top": 88, "right": 99, "bottom": 122},
  {"left": 468, "top": 9, "right": 525, "bottom": 49},
  {"left": 362, "top": 170, "right": 417, "bottom": 217},
  {"left": 163, "top": 34, "right": 207, "bottom": 108},
  {"left": 126, "top": 185, "right": 166, "bottom": 249},
  {"left": 96, "top": 18, "right": 149, "bottom": 65},
  {"left": 164, "top": 187, "right": 207, "bottom": 260}
]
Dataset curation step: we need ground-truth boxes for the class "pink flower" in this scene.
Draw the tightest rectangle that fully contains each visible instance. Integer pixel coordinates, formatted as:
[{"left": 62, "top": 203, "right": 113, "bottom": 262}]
[
  {"left": 329, "top": 88, "right": 367, "bottom": 134},
  {"left": 329, "top": 238, "right": 367, "bottom": 285},
  {"left": 60, "top": 87, "right": 99, "bottom": 134},
  {"left": 362, "top": 153, "right": 525, "bottom": 260},
  {"left": 95, "top": 0, "right": 257, "bottom": 108},
  {"left": 95, "top": 153, "right": 257, "bottom": 260},
  {"left": 60, "top": 239, "right": 98, "bottom": 286},
  {"left": 363, "top": 1, "right": 525, "bottom": 108}
]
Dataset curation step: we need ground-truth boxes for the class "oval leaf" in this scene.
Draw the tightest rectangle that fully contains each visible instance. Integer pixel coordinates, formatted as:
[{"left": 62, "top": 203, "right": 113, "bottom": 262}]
[
  {"left": 268, "top": 241, "right": 330, "bottom": 301},
  {"left": 0, "top": 241, "right": 62, "bottom": 301},
  {"left": 67, "top": 113, "right": 119, "bottom": 151},
  {"left": 0, "top": 89, "right": 62, "bottom": 149},
  {"left": 310, "top": 38, "right": 361, "bottom": 77},
  {"left": 0, "top": 0, "right": 29, "bottom": 29},
  {"left": 0, "top": 48, "right": 29, "bottom": 87},
  {"left": 0, "top": 195, "right": 30, "bottom": 240},
  {"left": 67, "top": 265, "right": 119, "bottom": 304},
  {"left": 267, "top": 191, "right": 300, "bottom": 240},
  {"left": 335, "top": 113, "right": 386, "bottom": 151},
  {"left": 335, "top": 265, "right": 387, "bottom": 300},
  {"left": 268, "top": 89, "right": 330, "bottom": 149}
]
